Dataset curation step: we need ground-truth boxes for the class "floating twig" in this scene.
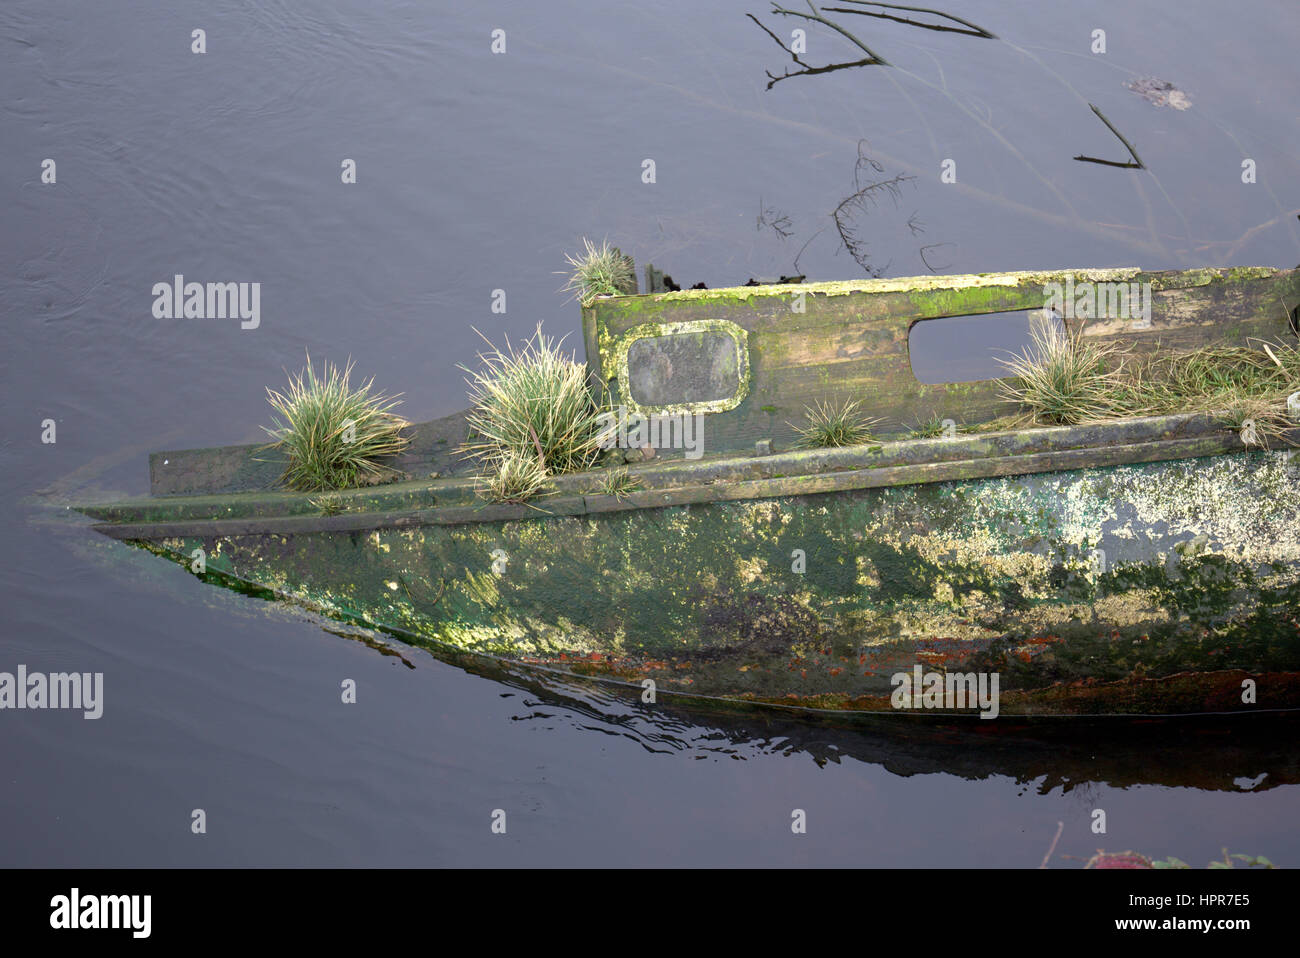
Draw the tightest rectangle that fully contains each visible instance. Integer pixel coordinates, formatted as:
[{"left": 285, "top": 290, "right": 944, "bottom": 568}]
[
  {"left": 832, "top": 141, "right": 915, "bottom": 275},
  {"left": 1074, "top": 104, "right": 1145, "bottom": 169},
  {"left": 919, "top": 242, "right": 955, "bottom": 273}
]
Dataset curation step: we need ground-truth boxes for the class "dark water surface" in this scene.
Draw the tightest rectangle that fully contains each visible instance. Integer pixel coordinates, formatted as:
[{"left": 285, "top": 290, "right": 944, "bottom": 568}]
[{"left": 3, "top": 1, "right": 1299, "bottom": 866}]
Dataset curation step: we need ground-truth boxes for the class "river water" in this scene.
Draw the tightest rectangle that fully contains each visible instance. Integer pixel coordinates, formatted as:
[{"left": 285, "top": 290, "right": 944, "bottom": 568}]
[{"left": 3, "top": 0, "right": 1298, "bottom": 865}]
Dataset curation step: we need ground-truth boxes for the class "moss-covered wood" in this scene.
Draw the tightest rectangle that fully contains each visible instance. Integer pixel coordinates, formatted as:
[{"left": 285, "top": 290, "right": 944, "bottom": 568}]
[
  {"left": 83, "top": 412, "right": 1289, "bottom": 534},
  {"left": 150, "top": 408, "right": 473, "bottom": 497},
  {"left": 110, "top": 448, "right": 1300, "bottom": 717},
  {"left": 583, "top": 266, "right": 1300, "bottom": 454},
  {"left": 144, "top": 267, "right": 1300, "bottom": 496},
  {"left": 67, "top": 265, "right": 1300, "bottom": 718}
]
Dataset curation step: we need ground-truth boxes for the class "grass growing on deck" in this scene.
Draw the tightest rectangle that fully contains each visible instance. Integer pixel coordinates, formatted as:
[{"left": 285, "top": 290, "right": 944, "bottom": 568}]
[
  {"left": 479, "top": 451, "right": 552, "bottom": 504},
  {"left": 791, "top": 398, "right": 882, "bottom": 449},
  {"left": 1120, "top": 344, "right": 1300, "bottom": 446},
  {"left": 461, "top": 324, "right": 606, "bottom": 501},
  {"left": 560, "top": 237, "right": 635, "bottom": 307},
  {"left": 908, "top": 414, "right": 951, "bottom": 439},
  {"left": 996, "top": 317, "right": 1124, "bottom": 425},
  {"left": 1000, "top": 318, "right": 1300, "bottom": 446},
  {"left": 262, "top": 356, "right": 410, "bottom": 491},
  {"left": 594, "top": 466, "right": 642, "bottom": 501}
]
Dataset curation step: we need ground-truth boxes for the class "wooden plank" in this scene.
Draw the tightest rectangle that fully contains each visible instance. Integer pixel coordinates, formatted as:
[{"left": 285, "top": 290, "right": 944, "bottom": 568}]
[{"left": 149, "top": 408, "right": 476, "bottom": 497}]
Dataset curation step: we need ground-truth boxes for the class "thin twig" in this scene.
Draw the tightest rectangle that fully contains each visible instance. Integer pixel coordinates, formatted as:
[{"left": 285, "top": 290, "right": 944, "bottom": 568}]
[
  {"left": 765, "top": 56, "right": 879, "bottom": 89},
  {"left": 793, "top": 225, "right": 828, "bottom": 272},
  {"left": 1073, "top": 156, "right": 1143, "bottom": 169},
  {"left": 748, "top": 11, "right": 880, "bottom": 90},
  {"left": 1040, "top": 821, "right": 1065, "bottom": 868},
  {"left": 747, "top": 12, "right": 811, "bottom": 68},
  {"left": 919, "top": 242, "right": 954, "bottom": 273},
  {"left": 824, "top": 2, "right": 996, "bottom": 38},
  {"left": 757, "top": 195, "right": 794, "bottom": 238},
  {"left": 1074, "top": 104, "right": 1145, "bottom": 169},
  {"left": 770, "top": 1, "right": 890, "bottom": 65},
  {"left": 832, "top": 141, "right": 915, "bottom": 275}
]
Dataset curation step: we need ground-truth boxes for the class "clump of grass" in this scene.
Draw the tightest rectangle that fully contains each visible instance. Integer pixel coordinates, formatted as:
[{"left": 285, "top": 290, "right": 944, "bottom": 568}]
[
  {"left": 997, "top": 316, "right": 1127, "bottom": 425},
  {"left": 460, "top": 324, "right": 606, "bottom": 476},
  {"left": 481, "top": 451, "right": 551, "bottom": 504},
  {"left": 909, "top": 414, "right": 949, "bottom": 439},
  {"left": 596, "top": 466, "right": 641, "bottom": 501},
  {"left": 461, "top": 323, "right": 609, "bottom": 503},
  {"left": 1000, "top": 324, "right": 1300, "bottom": 446},
  {"left": 1116, "top": 341, "right": 1300, "bottom": 447},
  {"left": 561, "top": 238, "right": 634, "bottom": 306},
  {"left": 1218, "top": 397, "right": 1287, "bottom": 447},
  {"left": 791, "top": 398, "right": 882, "bottom": 449},
  {"left": 309, "top": 493, "right": 346, "bottom": 516},
  {"left": 262, "top": 355, "right": 410, "bottom": 492}
]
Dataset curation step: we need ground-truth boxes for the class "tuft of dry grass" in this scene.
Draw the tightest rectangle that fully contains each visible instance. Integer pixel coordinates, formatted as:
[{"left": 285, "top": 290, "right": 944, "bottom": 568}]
[
  {"left": 480, "top": 451, "right": 552, "bottom": 504},
  {"left": 1000, "top": 322, "right": 1300, "bottom": 447},
  {"left": 1117, "top": 341, "right": 1300, "bottom": 447},
  {"left": 908, "top": 413, "right": 950, "bottom": 439},
  {"left": 997, "top": 315, "right": 1128, "bottom": 425},
  {"left": 595, "top": 466, "right": 641, "bottom": 501}
]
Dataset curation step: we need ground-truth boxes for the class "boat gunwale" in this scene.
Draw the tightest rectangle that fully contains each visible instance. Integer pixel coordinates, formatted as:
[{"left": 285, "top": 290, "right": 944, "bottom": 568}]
[
  {"left": 82, "top": 411, "right": 1294, "bottom": 539},
  {"left": 587, "top": 265, "right": 1283, "bottom": 306}
]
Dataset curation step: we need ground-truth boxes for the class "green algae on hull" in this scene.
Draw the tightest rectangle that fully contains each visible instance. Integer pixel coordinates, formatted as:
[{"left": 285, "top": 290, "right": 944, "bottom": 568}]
[{"left": 123, "top": 449, "right": 1300, "bottom": 717}]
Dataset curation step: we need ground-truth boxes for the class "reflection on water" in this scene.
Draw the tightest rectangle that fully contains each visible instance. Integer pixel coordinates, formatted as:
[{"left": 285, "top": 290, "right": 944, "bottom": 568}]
[{"left": 356, "top": 623, "right": 1300, "bottom": 795}]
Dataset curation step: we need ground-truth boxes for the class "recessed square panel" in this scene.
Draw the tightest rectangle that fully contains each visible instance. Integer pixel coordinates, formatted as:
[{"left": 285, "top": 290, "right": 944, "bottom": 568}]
[{"left": 614, "top": 320, "right": 749, "bottom": 415}]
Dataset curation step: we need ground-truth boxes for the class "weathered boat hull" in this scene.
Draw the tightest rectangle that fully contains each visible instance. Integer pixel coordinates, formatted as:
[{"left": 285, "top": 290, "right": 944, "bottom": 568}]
[
  {"left": 102, "top": 447, "right": 1300, "bottom": 717},
  {"left": 70, "top": 265, "right": 1300, "bottom": 718},
  {"left": 52, "top": 507, "right": 1300, "bottom": 781}
]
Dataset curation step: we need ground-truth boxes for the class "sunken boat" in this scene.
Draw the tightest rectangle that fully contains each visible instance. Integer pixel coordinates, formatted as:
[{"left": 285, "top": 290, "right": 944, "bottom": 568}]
[{"left": 73, "top": 265, "right": 1300, "bottom": 718}]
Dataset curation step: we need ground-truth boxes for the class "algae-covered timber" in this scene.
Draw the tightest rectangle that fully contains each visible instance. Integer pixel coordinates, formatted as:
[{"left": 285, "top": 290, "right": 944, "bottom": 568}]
[{"left": 70, "top": 265, "right": 1300, "bottom": 718}]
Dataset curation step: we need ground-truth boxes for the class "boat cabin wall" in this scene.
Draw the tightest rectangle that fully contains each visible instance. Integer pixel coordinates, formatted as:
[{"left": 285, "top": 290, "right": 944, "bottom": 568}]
[{"left": 581, "top": 267, "right": 1300, "bottom": 456}]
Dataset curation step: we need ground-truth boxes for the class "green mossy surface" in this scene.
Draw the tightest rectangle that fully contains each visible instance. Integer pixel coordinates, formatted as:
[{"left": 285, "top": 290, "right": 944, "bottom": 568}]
[{"left": 128, "top": 449, "right": 1300, "bottom": 715}]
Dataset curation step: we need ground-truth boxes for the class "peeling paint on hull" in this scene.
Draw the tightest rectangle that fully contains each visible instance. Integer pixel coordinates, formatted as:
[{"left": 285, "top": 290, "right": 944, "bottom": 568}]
[{"left": 122, "top": 449, "right": 1300, "bottom": 718}]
